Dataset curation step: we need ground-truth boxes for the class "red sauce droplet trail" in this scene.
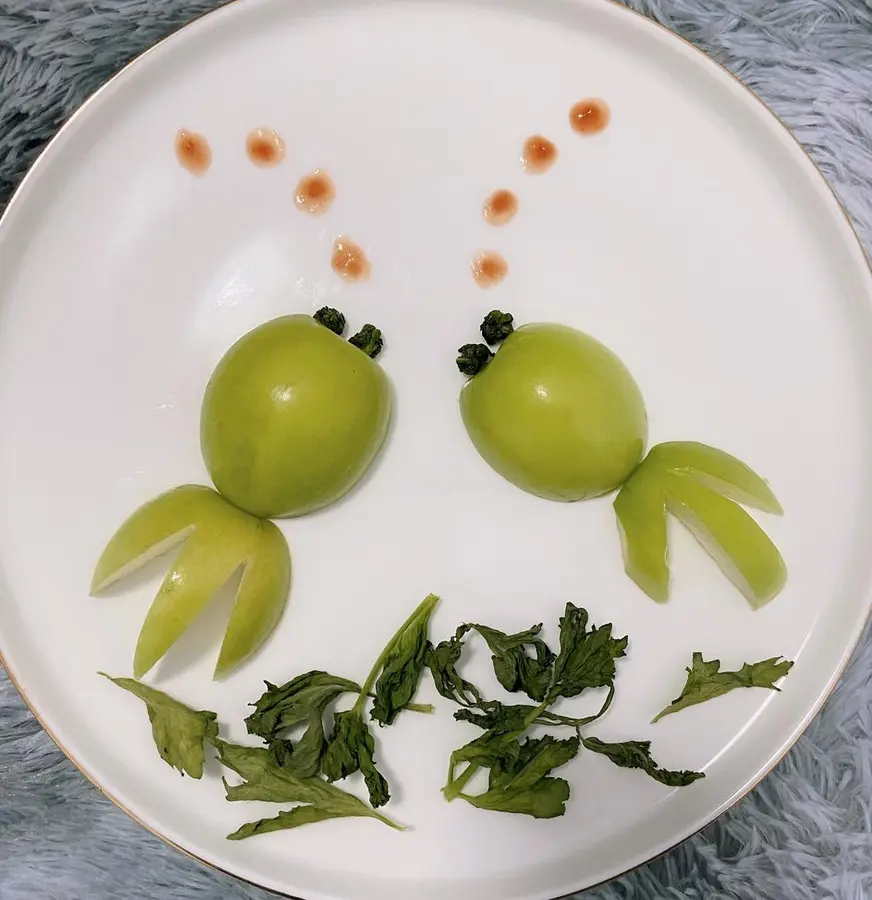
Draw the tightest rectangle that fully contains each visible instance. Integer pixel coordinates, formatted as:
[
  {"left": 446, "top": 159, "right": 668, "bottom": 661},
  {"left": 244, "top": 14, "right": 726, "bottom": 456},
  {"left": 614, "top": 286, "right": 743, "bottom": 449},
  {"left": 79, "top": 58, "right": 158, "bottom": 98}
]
[
  {"left": 295, "top": 170, "right": 336, "bottom": 215},
  {"left": 175, "top": 129, "right": 211, "bottom": 176},
  {"left": 471, "top": 251, "right": 508, "bottom": 288},
  {"left": 569, "top": 98, "right": 611, "bottom": 135},
  {"left": 483, "top": 189, "right": 518, "bottom": 226},
  {"left": 332, "top": 237, "right": 371, "bottom": 282},
  {"left": 521, "top": 135, "right": 558, "bottom": 173},
  {"left": 245, "top": 128, "right": 286, "bottom": 167}
]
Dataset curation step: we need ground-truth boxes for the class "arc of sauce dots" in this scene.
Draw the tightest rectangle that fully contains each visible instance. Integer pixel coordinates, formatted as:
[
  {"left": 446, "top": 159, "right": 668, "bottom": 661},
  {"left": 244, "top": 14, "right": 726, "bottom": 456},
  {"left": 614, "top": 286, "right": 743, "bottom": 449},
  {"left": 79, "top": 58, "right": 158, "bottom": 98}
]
[
  {"left": 175, "top": 98, "right": 610, "bottom": 287},
  {"left": 175, "top": 127, "right": 370, "bottom": 283},
  {"left": 471, "top": 97, "right": 611, "bottom": 288}
]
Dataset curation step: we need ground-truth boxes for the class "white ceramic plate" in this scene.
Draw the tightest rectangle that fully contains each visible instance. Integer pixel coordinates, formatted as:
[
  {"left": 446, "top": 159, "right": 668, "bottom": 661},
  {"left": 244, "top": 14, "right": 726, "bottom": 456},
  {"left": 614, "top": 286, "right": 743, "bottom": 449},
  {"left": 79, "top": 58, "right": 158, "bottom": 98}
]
[{"left": 1, "top": 0, "right": 871, "bottom": 897}]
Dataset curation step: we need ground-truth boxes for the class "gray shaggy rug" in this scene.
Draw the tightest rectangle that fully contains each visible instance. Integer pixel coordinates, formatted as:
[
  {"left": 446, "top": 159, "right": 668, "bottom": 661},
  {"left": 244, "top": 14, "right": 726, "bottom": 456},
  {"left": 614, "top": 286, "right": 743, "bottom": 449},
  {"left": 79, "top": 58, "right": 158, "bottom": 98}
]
[{"left": 2, "top": 1, "right": 872, "bottom": 898}]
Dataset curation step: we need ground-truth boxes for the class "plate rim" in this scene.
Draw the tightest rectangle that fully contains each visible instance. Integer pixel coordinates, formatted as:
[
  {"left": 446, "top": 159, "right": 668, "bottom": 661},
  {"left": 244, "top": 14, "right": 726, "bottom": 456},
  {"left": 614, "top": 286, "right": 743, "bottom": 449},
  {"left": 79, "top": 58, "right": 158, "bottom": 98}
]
[{"left": 1, "top": 0, "right": 871, "bottom": 897}]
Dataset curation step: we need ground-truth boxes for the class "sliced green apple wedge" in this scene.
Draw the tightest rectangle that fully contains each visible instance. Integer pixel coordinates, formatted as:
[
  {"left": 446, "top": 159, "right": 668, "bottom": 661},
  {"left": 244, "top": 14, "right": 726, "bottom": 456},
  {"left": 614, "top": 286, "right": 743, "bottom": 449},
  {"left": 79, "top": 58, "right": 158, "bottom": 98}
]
[
  {"left": 612, "top": 443, "right": 785, "bottom": 607},
  {"left": 214, "top": 521, "right": 290, "bottom": 677},
  {"left": 646, "top": 441, "right": 782, "bottom": 514},
  {"left": 91, "top": 485, "right": 291, "bottom": 679},
  {"left": 613, "top": 469, "right": 669, "bottom": 603},
  {"left": 663, "top": 472, "right": 786, "bottom": 608}
]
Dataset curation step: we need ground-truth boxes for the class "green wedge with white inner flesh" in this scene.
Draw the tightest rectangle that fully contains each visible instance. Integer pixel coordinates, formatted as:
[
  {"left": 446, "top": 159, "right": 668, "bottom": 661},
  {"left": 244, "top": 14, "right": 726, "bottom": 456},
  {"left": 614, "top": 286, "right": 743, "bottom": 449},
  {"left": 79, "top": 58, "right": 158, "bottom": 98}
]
[
  {"left": 91, "top": 485, "right": 290, "bottom": 679},
  {"left": 645, "top": 442, "right": 782, "bottom": 514},
  {"left": 613, "top": 443, "right": 785, "bottom": 607},
  {"left": 613, "top": 468, "right": 669, "bottom": 603}
]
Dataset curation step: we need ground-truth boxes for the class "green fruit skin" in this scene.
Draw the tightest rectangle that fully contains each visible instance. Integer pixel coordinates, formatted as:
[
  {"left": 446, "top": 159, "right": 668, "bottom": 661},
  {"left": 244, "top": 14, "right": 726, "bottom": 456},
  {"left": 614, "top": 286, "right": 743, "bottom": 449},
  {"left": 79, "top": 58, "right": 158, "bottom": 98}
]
[
  {"left": 201, "top": 315, "right": 391, "bottom": 518},
  {"left": 612, "top": 446, "right": 786, "bottom": 607},
  {"left": 646, "top": 441, "right": 782, "bottom": 514},
  {"left": 613, "top": 468, "right": 669, "bottom": 603},
  {"left": 460, "top": 324, "right": 648, "bottom": 501},
  {"left": 663, "top": 472, "right": 786, "bottom": 609},
  {"left": 91, "top": 484, "right": 291, "bottom": 679}
]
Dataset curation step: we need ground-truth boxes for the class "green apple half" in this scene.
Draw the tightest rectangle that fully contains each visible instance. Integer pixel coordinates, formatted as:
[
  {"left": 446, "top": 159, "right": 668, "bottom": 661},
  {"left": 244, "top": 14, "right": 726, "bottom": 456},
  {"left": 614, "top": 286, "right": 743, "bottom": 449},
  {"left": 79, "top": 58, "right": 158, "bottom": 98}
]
[
  {"left": 614, "top": 443, "right": 785, "bottom": 608},
  {"left": 201, "top": 314, "right": 391, "bottom": 519},
  {"left": 92, "top": 485, "right": 291, "bottom": 678},
  {"left": 460, "top": 323, "right": 647, "bottom": 501}
]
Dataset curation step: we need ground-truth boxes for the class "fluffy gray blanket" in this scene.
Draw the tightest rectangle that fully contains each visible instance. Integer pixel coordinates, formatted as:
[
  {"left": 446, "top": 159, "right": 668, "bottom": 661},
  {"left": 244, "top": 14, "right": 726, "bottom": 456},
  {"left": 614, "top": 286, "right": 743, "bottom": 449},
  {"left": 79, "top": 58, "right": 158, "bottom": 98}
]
[{"left": 1, "top": 1, "right": 872, "bottom": 898}]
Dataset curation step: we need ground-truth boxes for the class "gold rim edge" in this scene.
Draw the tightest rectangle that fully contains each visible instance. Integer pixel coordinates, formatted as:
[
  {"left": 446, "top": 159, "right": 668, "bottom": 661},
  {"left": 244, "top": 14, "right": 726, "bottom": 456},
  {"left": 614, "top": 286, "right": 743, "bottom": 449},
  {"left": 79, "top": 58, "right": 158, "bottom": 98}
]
[{"left": 0, "top": 0, "right": 869, "bottom": 897}]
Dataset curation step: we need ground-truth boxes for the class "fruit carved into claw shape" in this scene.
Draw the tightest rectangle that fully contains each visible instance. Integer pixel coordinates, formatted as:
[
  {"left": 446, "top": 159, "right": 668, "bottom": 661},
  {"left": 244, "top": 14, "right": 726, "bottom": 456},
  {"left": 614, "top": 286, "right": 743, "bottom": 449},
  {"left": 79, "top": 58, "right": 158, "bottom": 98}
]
[
  {"left": 91, "top": 485, "right": 291, "bottom": 678},
  {"left": 93, "top": 309, "right": 391, "bottom": 679},
  {"left": 457, "top": 311, "right": 786, "bottom": 608},
  {"left": 615, "top": 444, "right": 785, "bottom": 608}
]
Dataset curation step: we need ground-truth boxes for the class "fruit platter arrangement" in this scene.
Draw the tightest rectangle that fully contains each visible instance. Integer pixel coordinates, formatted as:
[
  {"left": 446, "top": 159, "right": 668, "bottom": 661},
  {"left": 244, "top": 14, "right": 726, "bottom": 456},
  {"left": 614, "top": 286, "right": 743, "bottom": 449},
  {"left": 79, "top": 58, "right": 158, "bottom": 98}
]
[
  {"left": 95, "top": 303, "right": 792, "bottom": 837},
  {"left": 2, "top": 2, "right": 869, "bottom": 897}
]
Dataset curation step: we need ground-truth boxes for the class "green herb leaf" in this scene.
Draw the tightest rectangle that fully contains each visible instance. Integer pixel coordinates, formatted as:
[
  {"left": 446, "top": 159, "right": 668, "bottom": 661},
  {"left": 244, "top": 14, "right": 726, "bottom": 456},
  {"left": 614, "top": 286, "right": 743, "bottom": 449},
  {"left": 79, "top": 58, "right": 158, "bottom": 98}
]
[
  {"left": 459, "top": 736, "right": 580, "bottom": 819},
  {"left": 453, "top": 702, "right": 531, "bottom": 733},
  {"left": 468, "top": 622, "right": 556, "bottom": 702},
  {"left": 268, "top": 739, "right": 296, "bottom": 768},
  {"left": 548, "top": 603, "right": 628, "bottom": 701},
  {"left": 454, "top": 700, "right": 615, "bottom": 733},
  {"left": 480, "top": 310, "right": 514, "bottom": 345},
  {"left": 581, "top": 736, "right": 704, "bottom": 787},
  {"left": 217, "top": 739, "right": 344, "bottom": 805},
  {"left": 312, "top": 306, "right": 347, "bottom": 335},
  {"left": 456, "top": 343, "right": 494, "bottom": 376},
  {"left": 321, "top": 710, "right": 391, "bottom": 808},
  {"left": 461, "top": 776, "right": 571, "bottom": 818},
  {"left": 278, "top": 710, "right": 327, "bottom": 778},
  {"left": 490, "top": 735, "right": 580, "bottom": 792},
  {"left": 371, "top": 594, "right": 439, "bottom": 726},
  {"left": 348, "top": 324, "right": 384, "bottom": 358},
  {"left": 213, "top": 739, "right": 402, "bottom": 836},
  {"left": 245, "top": 671, "right": 360, "bottom": 743},
  {"left": 449, "top": 728, "right": 523, "bottom": 776},
  {"left": 100, "top": 673, "right": 218, "bottom": 778},
  {"left": 227, "top": 806, "right": 350, "bottom": 840},
  {"left": 653, "top": 652, "right": 794, "bottom": 722},
  {"left": 425, "top": 627, "right": 483, "bottom": 708}
]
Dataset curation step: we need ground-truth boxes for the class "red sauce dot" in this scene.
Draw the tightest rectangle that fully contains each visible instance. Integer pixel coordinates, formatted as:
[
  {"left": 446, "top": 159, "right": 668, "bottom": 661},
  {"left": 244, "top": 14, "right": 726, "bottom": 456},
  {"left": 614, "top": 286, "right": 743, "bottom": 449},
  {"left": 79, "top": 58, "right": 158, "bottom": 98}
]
[
  {"left": 569, "top": 98, "right": 611, "bottom": 135},
  {"left": 246, "top": 128, "right": 285, "bottom": 167},
  {"left": 332, "top": 237, "right": 371, "bottom": 282},
  {"left": 296, "top": 170, "right": 336, "bottom": 215},
  {"left": 522, "top": 135, "right": 558, "bottom": 173},
  {"left": 483, "top": 189, "right": 518, "bottom": 226},
  {"left": 175, "top": 129, "right": 211, "bottom": 176},
  {"left": 471, "top": 251, "right": 508, "bottom": 288}
]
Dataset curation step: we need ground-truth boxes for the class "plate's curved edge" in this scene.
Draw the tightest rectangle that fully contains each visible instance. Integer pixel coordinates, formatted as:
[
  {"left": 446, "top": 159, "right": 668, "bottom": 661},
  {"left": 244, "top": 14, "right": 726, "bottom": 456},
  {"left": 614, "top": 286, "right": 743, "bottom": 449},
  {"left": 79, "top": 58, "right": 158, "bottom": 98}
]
[
  {"left": 0, "top": 0, "right": 870, "bottom": 897},
  {"left": 0, "top": 656, "right": 297, "bottom": 900}
]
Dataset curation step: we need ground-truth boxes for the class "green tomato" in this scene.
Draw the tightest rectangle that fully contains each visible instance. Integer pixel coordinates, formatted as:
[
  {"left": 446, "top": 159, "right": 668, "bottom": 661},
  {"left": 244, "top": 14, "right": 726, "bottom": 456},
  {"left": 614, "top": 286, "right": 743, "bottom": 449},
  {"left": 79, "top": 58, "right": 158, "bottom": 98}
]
[
  {"left": 460, "top": 323, "right": 648, "bottom": 501},
  {"left": 201, "top": 315, "right": 391, "bottom": 518}
]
